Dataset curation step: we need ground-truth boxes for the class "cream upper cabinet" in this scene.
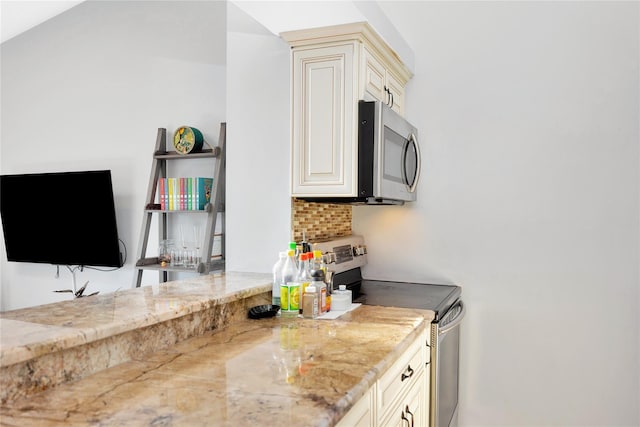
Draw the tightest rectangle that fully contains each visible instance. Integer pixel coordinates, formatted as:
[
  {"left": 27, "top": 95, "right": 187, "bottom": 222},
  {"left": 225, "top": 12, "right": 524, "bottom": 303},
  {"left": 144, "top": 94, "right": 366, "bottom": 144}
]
[
  {"left": 282, "top": 22, "right": 412, "bottom": 198},
  {"left": 289, "top": 42, "right": 358, "bottom": 197},
  {"left": 362, "top": 46, "right": 405, "bottom": 116}
]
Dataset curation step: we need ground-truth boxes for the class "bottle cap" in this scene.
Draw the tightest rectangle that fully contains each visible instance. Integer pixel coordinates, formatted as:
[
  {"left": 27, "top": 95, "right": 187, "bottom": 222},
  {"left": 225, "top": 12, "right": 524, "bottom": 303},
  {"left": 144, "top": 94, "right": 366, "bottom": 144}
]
[
  {"left": 310, "top": 269, "right": 325, "bottom": 280},
  {"left": 313, "top": 250, "right": 322, "bottom": 259},
  {"left": 339, "top": 285, "right": 346, "bottom": 290},
  {"left": 306, "top": 285, "right": 316, "bottom": 293},
  {"left": 289, "top": 241, "right": 297, "bottom": 250},
  {"left": 287, "top": 250, "right": 295, "bottom": 257}
]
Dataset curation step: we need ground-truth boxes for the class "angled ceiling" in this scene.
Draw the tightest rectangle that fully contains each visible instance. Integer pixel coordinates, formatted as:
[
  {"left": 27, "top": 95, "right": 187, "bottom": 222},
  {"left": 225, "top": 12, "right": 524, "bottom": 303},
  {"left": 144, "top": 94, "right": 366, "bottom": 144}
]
[{"left": 1, "top": 0, "right": 84, "bottom": 44}]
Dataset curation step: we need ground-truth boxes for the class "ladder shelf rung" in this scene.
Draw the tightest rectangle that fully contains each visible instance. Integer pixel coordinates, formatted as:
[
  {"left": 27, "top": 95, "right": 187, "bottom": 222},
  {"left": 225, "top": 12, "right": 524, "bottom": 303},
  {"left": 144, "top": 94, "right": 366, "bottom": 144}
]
[
  {"left": 154, "top": 147, "right": 220, "bottom": 160},
  {"left": 144, "top": 209, "right": 212, "bottom": 214},
  {"left": 135, "top": 258, "right": 224, "bottom": 273}
]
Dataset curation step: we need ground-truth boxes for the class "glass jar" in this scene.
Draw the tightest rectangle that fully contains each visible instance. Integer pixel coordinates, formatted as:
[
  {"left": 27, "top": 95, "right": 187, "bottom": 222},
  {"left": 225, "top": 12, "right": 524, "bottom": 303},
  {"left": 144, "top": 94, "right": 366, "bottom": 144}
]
[{"left": 158, "top": 239, "right": 174, "bottom": 266}]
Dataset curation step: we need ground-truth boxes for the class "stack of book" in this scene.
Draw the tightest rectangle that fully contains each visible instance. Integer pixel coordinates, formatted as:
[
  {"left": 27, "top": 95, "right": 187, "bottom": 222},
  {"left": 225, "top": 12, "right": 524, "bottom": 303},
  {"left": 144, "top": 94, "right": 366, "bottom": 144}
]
[{"left": 158, "top": 177, "right": 214, "bottom": 210}]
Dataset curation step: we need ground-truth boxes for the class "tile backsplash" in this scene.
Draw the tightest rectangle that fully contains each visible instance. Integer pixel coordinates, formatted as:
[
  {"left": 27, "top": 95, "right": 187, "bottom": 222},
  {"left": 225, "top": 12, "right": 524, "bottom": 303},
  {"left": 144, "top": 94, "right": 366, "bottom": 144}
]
[{"left": 291, "top": 199, "right": 352, "bottom": 242}]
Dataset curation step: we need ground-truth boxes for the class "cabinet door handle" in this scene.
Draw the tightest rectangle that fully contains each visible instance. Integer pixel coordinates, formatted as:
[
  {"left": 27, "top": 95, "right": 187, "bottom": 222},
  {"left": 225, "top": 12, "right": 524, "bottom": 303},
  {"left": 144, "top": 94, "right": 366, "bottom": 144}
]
[
  {"left": 390, "top": 90, "right": 394, "bottom": 108},
  {"left": 406, "top": 405, "right": 415, "bottom": 427},
  {"left": 384, "top": 85, "right": 390, "bottom": 106},
  {"left": 401, "top": 364, "right": 414, "bottom": 381},
  {"left": 401, "top": 410, "right": 410, "bottom": 427}
]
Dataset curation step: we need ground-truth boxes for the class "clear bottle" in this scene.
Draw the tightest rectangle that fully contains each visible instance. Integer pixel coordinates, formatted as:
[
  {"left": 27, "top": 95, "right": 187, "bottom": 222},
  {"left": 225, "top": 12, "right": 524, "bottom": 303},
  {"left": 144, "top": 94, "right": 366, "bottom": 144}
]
[
  {"left": 280, "top": 250, "right": 299, "bottom": 317},
  {"left": 272, "top": 251, "right": 287, "bottom": 306},
  {"left": 310, "top": 269, "right": 327, "bottom": 314},
  {"left": 289, "top": 241, "right": 298, "bottom": 267},
  {"left": 311, "top": 250, "right": 324, "bottom": 271},
  {"left": 297, "top": 252, "right": 312, "bottom": 314},
  {"left": 302, "top": 284, "right": 318, "bottom": 319}
]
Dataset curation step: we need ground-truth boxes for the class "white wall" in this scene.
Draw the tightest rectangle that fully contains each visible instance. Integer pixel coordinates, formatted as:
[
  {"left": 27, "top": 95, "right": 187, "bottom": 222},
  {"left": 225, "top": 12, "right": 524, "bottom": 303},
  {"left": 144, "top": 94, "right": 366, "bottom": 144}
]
[
  {"left": 225, "top": 3, "right": 292, "bottom": 273},
  {"left": 0, "top": 0, "right": 226, "bottom": 309},
  {"left": 1, "top": 1, "right": 638, "bottom": 426},
  {"left": 360, "top": 2, "right": 639, "bottom": 426}
]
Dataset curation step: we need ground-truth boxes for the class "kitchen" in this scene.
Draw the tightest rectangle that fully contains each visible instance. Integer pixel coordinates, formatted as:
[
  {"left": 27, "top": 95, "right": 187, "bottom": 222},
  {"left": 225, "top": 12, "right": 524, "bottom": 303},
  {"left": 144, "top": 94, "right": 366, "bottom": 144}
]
[{"left": 1, "top": 1, "right": 638, "bottom": 426}]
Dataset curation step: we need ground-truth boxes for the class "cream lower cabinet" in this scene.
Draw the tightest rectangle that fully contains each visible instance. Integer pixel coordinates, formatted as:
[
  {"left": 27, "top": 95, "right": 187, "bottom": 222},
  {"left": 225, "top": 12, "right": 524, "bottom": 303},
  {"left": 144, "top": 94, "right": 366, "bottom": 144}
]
[
  {"left": 336, "top": 385, "right": 376, "bottom": 427},
  {"left": 380, "top": 371, "right": 425, "bottom": 427},
  {"left": 282, "top": 22, "right": 412, "bottom": 198},
  {"left": 337, "top": 329, "right": 429, "bottom": 427}
]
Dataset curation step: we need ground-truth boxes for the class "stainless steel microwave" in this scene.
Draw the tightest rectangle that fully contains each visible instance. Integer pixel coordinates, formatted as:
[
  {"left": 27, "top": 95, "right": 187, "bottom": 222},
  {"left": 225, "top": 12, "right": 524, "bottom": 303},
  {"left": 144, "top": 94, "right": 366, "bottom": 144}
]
[{"left": 301, "top": 100, "right": 421, "bottom": 205}]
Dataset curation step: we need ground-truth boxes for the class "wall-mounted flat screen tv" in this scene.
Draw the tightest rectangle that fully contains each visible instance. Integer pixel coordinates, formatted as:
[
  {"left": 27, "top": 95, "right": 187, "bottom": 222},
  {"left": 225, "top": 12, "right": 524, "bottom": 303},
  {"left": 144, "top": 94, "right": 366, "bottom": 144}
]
[{"left": 0, "top": 170, "right": 123, "bottom": 268}]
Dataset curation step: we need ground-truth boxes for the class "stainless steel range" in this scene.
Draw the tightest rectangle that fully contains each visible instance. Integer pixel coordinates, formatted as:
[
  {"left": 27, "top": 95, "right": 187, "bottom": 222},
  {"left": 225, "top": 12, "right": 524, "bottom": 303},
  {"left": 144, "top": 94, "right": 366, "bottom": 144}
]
[{"left": 312, "top": 235, "right": 465, "bottom": 427}]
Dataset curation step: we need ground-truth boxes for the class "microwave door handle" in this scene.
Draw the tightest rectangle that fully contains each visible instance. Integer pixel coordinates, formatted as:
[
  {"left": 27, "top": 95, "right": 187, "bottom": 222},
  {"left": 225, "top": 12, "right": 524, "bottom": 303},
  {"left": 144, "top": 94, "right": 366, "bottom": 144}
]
[{"left": 406, "top": 133, "right": 421, "bottom": 193}]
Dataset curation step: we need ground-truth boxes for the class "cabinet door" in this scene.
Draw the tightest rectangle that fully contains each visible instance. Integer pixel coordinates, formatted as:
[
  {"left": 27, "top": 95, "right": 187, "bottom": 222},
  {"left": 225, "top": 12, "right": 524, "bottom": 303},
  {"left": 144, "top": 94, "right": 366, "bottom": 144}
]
[
  {"left": 291, "top": 43, "right": 357, "bottom": 197},
  {"left": 363, "top": 47, "right": 405, "bottom": 116},
  {"left": 381, "top": 371, "right": 425, "bottom": 427},
  {"left": 386, "top": 71, "right": 405, "bottom": 116},
  {"left": 336, "top": 386, "right": 375, "bottom": 427},
  {"left": 363, "top": 47, "right": 387, "bottom": 103},
  {"left": 377, "top": 335, "right": 424, "bottom": 419}
]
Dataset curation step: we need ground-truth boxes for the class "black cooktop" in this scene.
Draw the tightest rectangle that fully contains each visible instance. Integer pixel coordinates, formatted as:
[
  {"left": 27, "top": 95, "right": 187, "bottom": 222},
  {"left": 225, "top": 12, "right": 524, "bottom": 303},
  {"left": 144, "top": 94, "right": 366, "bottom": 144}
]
[
  {"left": 355, "top": 279, "right": 461, "bottom": 322},
  {"left": 332, "top": 268, "right": 462, "bottom": 322}
]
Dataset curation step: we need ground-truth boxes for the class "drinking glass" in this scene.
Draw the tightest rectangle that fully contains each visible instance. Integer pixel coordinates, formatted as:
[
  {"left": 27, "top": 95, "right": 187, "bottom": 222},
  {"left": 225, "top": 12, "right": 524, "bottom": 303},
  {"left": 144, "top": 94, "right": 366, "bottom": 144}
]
[{"left": 193, "top": 225, "right": 202, "bottom": 267}]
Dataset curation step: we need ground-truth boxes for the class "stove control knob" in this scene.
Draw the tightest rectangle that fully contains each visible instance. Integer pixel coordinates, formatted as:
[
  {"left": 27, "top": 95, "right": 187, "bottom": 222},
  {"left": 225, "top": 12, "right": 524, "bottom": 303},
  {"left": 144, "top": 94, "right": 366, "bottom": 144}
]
[
  {"left": 353, "top": 245, "right": 367, "bottom": 256},
  {"left": 324, "top": 252, "right": 336, "bottom": 264}
]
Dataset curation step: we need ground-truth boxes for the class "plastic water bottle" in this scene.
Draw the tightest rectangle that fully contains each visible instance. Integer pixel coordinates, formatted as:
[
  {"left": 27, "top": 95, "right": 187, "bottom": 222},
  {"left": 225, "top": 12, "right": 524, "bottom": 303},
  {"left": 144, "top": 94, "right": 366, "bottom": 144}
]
[{"left": 272, "top": 251, "right": 287, "bottom": 306}]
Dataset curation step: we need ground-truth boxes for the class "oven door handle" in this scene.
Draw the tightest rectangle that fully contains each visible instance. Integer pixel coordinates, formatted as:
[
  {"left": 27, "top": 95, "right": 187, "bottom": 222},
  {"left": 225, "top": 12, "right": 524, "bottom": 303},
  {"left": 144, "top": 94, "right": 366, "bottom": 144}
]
[{"left": 438, "top": 300, "right": 466, "bottom": 335}]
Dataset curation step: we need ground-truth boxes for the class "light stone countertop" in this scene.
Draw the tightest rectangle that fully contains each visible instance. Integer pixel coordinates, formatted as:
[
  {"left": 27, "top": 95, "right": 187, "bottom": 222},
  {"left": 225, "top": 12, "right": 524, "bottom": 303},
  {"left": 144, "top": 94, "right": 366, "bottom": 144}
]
[
  {"left": 0, "top": 304, "right": 431, "bottom": 427},
  {"left": 0, "top": 272, "right": 274, "bottom": 404},
  {"left": 0, "top": 272, "right": 272, "bottom": 368}
]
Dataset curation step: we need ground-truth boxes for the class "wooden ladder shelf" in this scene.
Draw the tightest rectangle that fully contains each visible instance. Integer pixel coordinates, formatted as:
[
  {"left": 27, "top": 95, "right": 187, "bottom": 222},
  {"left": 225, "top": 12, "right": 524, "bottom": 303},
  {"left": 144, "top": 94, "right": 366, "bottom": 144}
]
[{"left": 132, "top": 123, "right": 226, "bottom": 287}]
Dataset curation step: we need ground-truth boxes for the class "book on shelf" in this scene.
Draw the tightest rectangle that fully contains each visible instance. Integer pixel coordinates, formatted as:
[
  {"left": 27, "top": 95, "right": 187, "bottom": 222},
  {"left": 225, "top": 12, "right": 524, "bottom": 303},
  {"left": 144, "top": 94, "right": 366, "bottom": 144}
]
[
  {"left": 157, "top": 177, "right": 213, "bottom": 211},
  {"left": 159, "top": 178, "right": 167, "bottom": 210}
]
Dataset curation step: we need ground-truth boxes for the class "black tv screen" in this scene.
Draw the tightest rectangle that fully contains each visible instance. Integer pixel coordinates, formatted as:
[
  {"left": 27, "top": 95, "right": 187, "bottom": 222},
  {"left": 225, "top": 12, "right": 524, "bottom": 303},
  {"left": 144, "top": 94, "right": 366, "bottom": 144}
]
[{"left": 0, "top": 170, "right": 122, "bottom": 268}]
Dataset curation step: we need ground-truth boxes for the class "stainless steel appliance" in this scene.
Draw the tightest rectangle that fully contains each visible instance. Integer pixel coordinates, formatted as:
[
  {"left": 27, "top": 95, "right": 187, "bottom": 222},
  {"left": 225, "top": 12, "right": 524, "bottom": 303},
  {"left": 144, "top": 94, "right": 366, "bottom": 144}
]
[
  {"left": 301, "top": 100, "right": 420, "bottom": 205},
  {"left": 314, "top": 235, "right": 464, "bottom": 427},
  {"left": 359, "top": 279, "right": 464, "bottom": 427}
]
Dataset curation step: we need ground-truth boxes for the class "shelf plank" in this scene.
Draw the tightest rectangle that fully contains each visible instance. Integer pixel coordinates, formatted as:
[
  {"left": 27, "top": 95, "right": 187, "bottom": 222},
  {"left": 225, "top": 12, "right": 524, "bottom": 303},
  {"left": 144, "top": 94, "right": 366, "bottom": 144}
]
[
  {"left": 154, "top": 147, "right": 220, "bottom": 160},
  {"left": 134, "top": 257, "right": 224, "bottom": 273}
]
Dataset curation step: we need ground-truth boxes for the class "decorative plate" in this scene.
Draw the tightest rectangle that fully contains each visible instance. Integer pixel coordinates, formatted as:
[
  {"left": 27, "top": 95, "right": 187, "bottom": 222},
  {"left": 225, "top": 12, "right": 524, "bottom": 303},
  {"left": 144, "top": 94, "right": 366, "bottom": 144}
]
[{"left": 173, "top": 126, "right": 204, "bottom": 154}]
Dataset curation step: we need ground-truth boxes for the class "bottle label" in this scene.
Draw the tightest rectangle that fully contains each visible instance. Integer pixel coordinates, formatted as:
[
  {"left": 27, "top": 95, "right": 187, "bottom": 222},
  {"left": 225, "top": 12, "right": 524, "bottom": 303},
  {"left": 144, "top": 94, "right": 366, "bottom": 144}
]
[{"left": 281, "top": 282, "right": 300, "bottom": 312}]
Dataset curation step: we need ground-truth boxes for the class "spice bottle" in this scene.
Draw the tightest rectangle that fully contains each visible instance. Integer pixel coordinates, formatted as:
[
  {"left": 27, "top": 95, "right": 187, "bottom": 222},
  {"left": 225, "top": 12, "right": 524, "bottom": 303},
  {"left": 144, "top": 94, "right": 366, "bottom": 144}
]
[
  {"left": 302, "top": 285, "right": 318, "bottom": 319},
  {"left": 310, "top": 269, "right": 327, "bottom": 315}
]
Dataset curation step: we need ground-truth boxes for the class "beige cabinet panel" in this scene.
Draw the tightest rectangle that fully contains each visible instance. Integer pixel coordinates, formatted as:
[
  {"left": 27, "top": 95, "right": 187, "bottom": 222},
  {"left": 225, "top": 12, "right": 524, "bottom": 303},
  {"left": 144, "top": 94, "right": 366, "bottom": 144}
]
[
  {"left": 381, "top": 371, "right": 425, "bottom": 427},
  {"left": 385, "top": 71, "right": 405, "bottom": 116},
  {"left": 336, "top": 386, "right": 376, "bottom": 427},
  {"left": 291, "top": 43, "right": 357, "bottom": 196},
  {"left": 377, "top": 330, "right": 427, "bottom": 425},
  {"left": 362, "top": 47, "right": 405, "bottom": 115},
  {"left": 363, "top": 47, "right": 387, "bottom": 103}
]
